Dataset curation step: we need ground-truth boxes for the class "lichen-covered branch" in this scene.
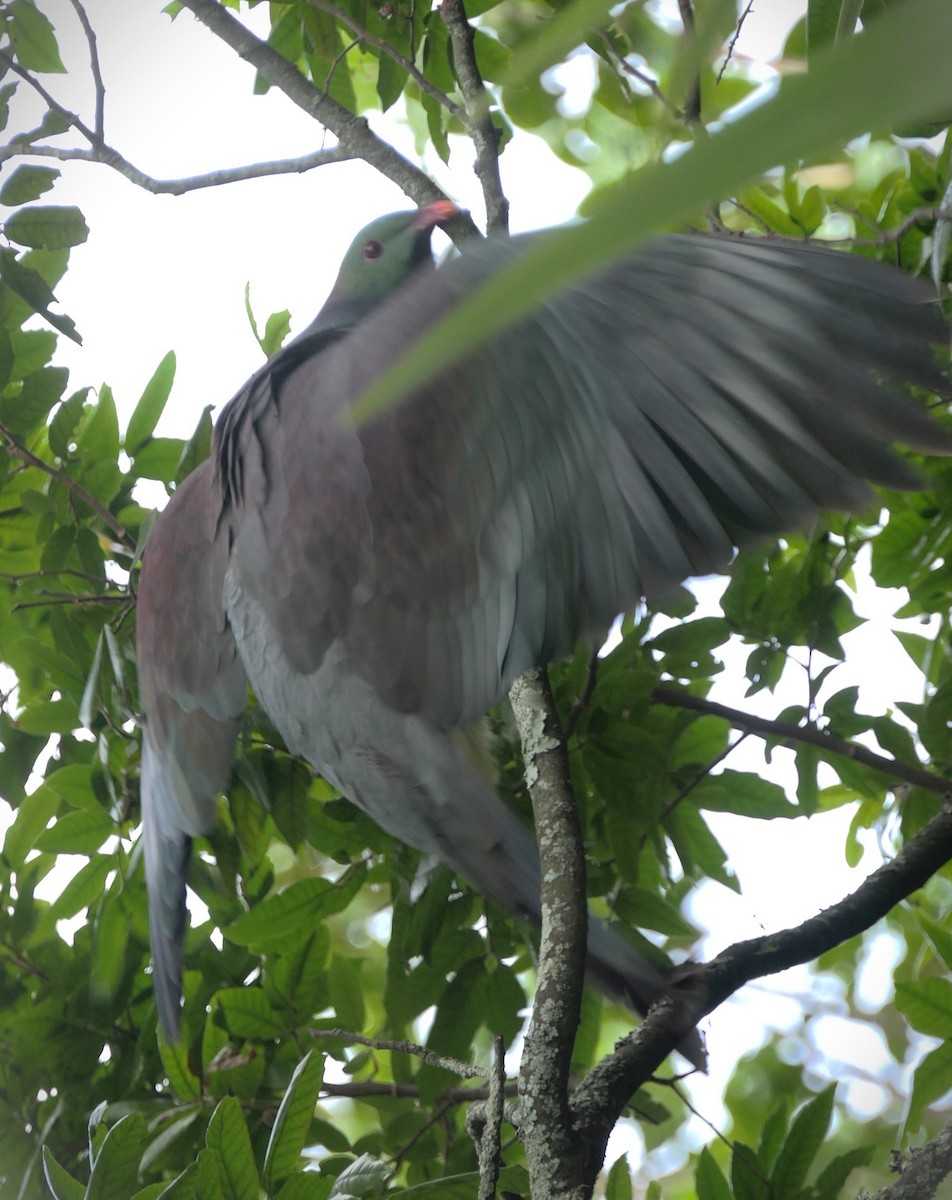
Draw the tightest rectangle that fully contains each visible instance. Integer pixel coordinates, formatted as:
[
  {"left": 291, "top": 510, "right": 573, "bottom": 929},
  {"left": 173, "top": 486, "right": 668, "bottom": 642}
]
[
  {"left": 509, "top": 666, "right": 589, "bottom": 1200},
  {"left": 441, "top": 0, "right": 508, "bottom": 233},
  {"left": 571, "top": 802, "right": 952, "bottom": 1152}
]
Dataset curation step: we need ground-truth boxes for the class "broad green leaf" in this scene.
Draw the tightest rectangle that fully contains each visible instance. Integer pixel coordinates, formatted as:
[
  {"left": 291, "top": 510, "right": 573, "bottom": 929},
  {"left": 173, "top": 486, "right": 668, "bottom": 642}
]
[
  {"left": 0, "top": 164, "right": 60, "bottom": 206},
  {"left": 276, "top": 1177, "right": 333, "bottom": 1200},
  {"left": 895, "top": 978, "right": 952, "bottom": 1037},
  {"left": 813, "top": 1146, "right": 874, "bottom": 1199},
  {"left": 920, "top": 914, "right": 952, "bottom": 972},
  {"left": 126, "top": 351, "right": 176, "bottom": 454},
  {"left": 214, "top": 986, "right": 286, "bottom": 1039},
  {"left": 604, "top": 1154, "right": 632, "bottom": 1200},
  {"left": 79, "top": 627, "right": 105, "bottom": 729},
  {"left": 206, "top": 1097, "right": 258, "bottom": 1200},
  {"left": 329, "top": 1154, "right": 388, "bottom": 1198},
  {"left": 36, "top": 808, "right": 113, "bottom": 855},
  {"left": 2, "top": 785, "right": 59, "bottom": 865},
  {"left": 91, "top": 896, "right": 129, "bottom": 1001},
  {"left": 225, "top": 869, "right": 365, "bottom": 947},
  {"left": 909, "top": 1039, "right": 952, "bottom": 1127},
  {"left": 49, "top": 388, "right": 90, "bottom": 457},
  {"left": 263, "top": 1049, "right": 324, "bottom": 1191},
  {"left": 770, "top": 1084, "right": 834, "bottom": 1194},
  {"left": 352, "top": 0, "right": 952, "bottom": 423},
  {"left": 87, "top": 1113, "right": 147, "bottom": 1200},
  {"left": 158, "top": 1031, "right": 203, "bottom": 1102},
  {"left": 807, "top": 0, "right": 840, "bottom": 54},
  {"left": 731, "top": 1143, "right": 769, "bottom": 1200},
  {"left": 695, "top": 1147, "right": 731, "bottom": 1200},
  {"left": 50, "top": 853, "right": 113, "bottom": 920},
  {"left": 498, "top": 0, "right": 618, "bottom": 93},
  {"left": 154, "top": 1162, "right": 200, "bottom": 1200},
  {"left": 42, "top": 1147, "right": 86, "bottom": 1200},
  {"left": 5, "top": 205, "right": 88, "bottom": 250},
  {"left": 7, "top": 0, "right": 66, "bottom": 71}
]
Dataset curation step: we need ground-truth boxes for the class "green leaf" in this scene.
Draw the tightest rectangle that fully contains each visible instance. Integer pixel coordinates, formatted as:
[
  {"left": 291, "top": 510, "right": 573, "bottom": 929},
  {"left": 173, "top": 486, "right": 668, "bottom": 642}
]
[
  {"left": 36, "top": 807, "right": 112, "bottom": 854},
  {"left": 263, "top": 1049, "right": 324, "bottom": 1191},
  {"left": 604, "top": 1154, "right": 632, "bottom": 1200},
  {"left": 206, "top": 1097, "right": 258, "bottom": 1200},
  {"left": 920, "top": 914, "right": 952, "bottom": 972},
  {"left": 158, "top": 1031, "right": 203, "bottom": 1102},
  {"left": 351, "top": 0, "right": 952, "bottom": 423},
  {"left": 49, "top": 388, "right": 90, "bottom": 457},
  {"left": 896, "top": 978, "right": 952, "bottom": 1037},
  {"left": 770, "top": 1085, "right": 835, "bottom": 1195},
  {"left": 214, "top": 987, "right": 286, "bottom": 1039},
  {"left": 731, "top": 1143, "right": 768, "bottom": 1200},
  {"left": 3, "top": 785, "right": 59, "bottom": 865},
  {"left": 910, "top": 1039, "right": 952, "bottom": 1127},
  {"left": 87, "top": 1113, "right": 147, "bottom": 1200},
  {"left": 225, "top": 869, "right": 365, "bottom": 948},
  {"left": 6, "top": 0, "right": 66, "bottom": 71},
  {"left": 5, "top": 205, "right": 88, "bottom": 249},
  {"left": 812, "top": 1145, "right": 874, "bottom": 1199},
  {"left": 498, "top": 0, "right": 618, "bottom": 92},
  {"left": 329, "top": 1154, "right": 389, "bottom": 1198},
  {"left": 42, "top": 1147, "right": 86, "bottom": 1200},
  {"left": 0, "top": 165, "right": 60, "bottom": 206},
  {"left": 50, "top": 854, "right": 112, "bottom": 919},
  {"left": 695, "top": 1147, "right": 731, "bottom": 1200},
  {"left": 275, "top": 1177, "right": 332, "bottom": 1200},
  {"left": 126, "top": 351, "right": 176, "bottom": 454},
  {"left": 807, "top": 0, "right": 840, "bottom": 54},
  {"left": 91, "top": 896, "right": 129, "bottom": 1001}
]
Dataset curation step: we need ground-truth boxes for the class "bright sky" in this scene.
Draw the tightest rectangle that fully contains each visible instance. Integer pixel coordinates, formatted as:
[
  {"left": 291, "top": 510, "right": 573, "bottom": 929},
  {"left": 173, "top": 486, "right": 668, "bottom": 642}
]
[{"left": 5, "top": 0, "right": 938, "bottom": 1175}]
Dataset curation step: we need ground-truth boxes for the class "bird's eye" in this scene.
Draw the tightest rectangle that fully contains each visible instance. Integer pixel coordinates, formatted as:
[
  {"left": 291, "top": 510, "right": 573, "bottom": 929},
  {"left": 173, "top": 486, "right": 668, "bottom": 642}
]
[{"left": 363, "top": 239, "right": 384, "bottom": 260}]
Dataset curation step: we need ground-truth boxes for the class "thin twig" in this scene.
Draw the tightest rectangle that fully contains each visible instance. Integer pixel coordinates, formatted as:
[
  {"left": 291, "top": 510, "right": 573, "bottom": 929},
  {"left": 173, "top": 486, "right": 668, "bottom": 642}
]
[
  {"left": 320, "top": 1078, "right": 519, "bottom": 1103},
  {"left": 563, "top": 646, "right": 600, "bottom": 741},
  {"left": 0, "top": 425, "right": 132, "bottom": 548},
  {"left": 717, "top": 0, "right": 755, "bottom": 84},
  {"left": 11, "top": 592, "right": 128, "bottom": 612},
  {"left": 66, "top": 0, "right": 105, "bottom": 137},
  {"left": 477, "top": 1036, "right": 506, "bottom": 1200},
  {"left": 677, "top": 0, "right": 702, "bottom": 126},
  {"left": 308, "top": 0, "right": 466, "bottom": 121},
  {"left": 0, "top": 141, "right": 355, "bottom": 194},
  {"left": 313, "top": 1027, "right": 490, "bottom": 1078},
  {"left": 651, "top": 684, "right": 951, "bottom": 797},
  {"left": 441, "top": 0, "right": 508, "bottom": 234},
  {"left": 0, "top": 50, "right": 99, "bottom": 144}
]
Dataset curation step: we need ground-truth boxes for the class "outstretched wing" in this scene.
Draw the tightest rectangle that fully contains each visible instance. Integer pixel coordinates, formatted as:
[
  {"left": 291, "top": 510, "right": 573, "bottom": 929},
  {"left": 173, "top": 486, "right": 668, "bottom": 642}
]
[
  {"left": 136, "top": 461, "right": 247, "bottom": 1036},
  {"left": 229, "top": 233, "right": 949, "bottom": 728}
]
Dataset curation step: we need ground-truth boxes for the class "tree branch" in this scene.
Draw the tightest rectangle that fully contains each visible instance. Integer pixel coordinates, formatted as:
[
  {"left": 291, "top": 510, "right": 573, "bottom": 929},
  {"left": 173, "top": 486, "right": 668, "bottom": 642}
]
[
  {"left": 66, "top": 0, "right": 105, "bottom": 137},
  {"left": 440, "top": 0, "right": 508, "bottom": 234},
  {"left": 176, "top": 0, "right": 478, "bottom": 231},
  {"left": 570, "top": 801, "right": 952, "bottom": 1151},
  {"left": 0, "top": 141, "right": 356, "bottom": 193},
  {"left": 872, "top": 1121, "right": 952, "bottom": 1200},
  {"left": 313, "top": 1027, "right": 490, "bottom": 1077},
  {"left": 509, "top": 666, "right": 589, "bottom": 1200},
  {"left": 651, "top": 683, "right": 951, "bottom": 797},
  {"left": 0, "top": 425, "right": 132, "bottom": 549}
]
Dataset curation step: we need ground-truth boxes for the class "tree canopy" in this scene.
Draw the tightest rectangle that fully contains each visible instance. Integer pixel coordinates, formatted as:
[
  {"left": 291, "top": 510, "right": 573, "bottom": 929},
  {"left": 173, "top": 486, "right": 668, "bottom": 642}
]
[{"left": 1, "top": 1, "right": 952, "bottom": 1198}]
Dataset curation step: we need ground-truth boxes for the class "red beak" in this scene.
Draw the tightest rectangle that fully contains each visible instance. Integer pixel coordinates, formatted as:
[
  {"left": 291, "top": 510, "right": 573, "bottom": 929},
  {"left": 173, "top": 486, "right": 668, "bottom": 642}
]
[{"left": 413, "top": 200, "right": 461, "bottom": 231}]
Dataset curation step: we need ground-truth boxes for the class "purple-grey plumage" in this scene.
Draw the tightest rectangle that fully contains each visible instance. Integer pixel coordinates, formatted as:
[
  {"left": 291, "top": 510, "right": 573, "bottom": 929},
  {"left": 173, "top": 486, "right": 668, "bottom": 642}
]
[{"left": 137, "top": 203, "right": 950, "bottom": 1061}]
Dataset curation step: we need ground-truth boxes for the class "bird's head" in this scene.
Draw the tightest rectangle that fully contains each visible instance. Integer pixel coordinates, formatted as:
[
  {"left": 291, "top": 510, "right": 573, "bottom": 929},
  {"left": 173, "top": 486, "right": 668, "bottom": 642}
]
[{"left": 313, "top": 201, "right": 460, "bottom": 333}]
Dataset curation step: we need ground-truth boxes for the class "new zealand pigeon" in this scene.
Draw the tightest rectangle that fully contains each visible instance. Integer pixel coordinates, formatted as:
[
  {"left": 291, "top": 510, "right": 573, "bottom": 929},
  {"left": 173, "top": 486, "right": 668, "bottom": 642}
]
[{"left": 136, "top": 200, "right": 949, "bottom": 1053}]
